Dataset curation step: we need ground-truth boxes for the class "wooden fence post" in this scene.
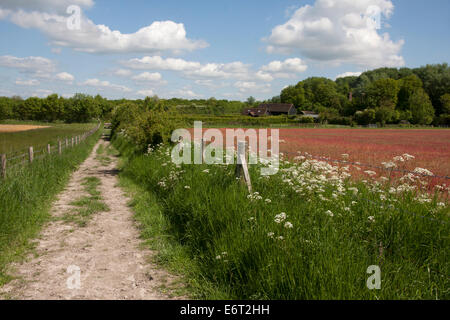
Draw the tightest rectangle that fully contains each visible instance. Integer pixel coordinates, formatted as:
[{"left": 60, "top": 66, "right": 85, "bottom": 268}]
[
  {"left": 58, "top": 141, "right": 62, "bottom": 155},
  {"left": 235, "top": 141, "right": 252, "bottom": 193},
  {"left": 66, "top": 138, "right": 69, "bottom": 148},
  {"left": 1, "top": 154, "right": 6, "bottom": 179},
  {"left": 201, "top": 138, "right": 206, "bottom": 162},
  {"left": 72, "top": 137, "right": 74, "bottom": 147},
  {"left": 29, "top": 146, "right": 34, "bottom": 163},
  {"left": 47, "top": 144, "right": 51, "bottom": 154}
]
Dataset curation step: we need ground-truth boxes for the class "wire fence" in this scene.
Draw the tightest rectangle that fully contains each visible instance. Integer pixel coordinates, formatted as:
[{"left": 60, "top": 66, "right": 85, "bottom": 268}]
[{"left": 1, "top": 122, "right": 101, "bottom": 178}]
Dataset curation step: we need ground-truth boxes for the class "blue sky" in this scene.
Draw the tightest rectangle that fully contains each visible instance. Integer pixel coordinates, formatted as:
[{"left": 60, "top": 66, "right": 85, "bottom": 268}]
[{"left": 0, "top": 0, "right": 449, "bottom": 100}]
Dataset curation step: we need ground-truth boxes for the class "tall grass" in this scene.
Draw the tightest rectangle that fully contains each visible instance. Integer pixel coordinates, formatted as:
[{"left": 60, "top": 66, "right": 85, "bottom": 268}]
[
  {"left": 0, "top": 129, "right": 101, "bottom": 285},
  {"left": 113, "top": 135, "right": 449, "bottom": 300}
]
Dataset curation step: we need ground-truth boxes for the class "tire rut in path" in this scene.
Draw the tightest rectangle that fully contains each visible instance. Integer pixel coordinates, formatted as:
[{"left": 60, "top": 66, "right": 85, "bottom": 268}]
[{"left": 0, "top": 138, "right": 182, "bottom": 300}]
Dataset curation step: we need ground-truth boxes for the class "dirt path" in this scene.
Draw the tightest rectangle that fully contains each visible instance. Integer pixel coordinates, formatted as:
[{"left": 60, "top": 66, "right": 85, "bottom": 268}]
[{"left": 0, "top": 137, "right": 182, "bottom": 300}]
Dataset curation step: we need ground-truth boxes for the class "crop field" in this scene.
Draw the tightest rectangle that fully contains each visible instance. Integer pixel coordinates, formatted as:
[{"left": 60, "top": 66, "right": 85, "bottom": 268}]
[
  {"left": 196, "top": 128, "right": 450, "bottom": 191},
  {"left": 0, "top": 122, "right": 98, "bottom": 155},
  {"left": 0, "top": 125, "right": 50, "bottom": 133}
]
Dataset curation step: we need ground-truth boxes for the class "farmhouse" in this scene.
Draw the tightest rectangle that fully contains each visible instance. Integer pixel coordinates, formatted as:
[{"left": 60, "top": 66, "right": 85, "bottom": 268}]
[
  {"left": 241, "top": 107, "right": 269, "bottom": 117},
  {"left": 242, "top": 103, "right": 297, "bottom": 117}
]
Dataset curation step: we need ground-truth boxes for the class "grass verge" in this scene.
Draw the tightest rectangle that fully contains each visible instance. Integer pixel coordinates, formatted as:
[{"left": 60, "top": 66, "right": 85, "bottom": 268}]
[
  {"left": 0, "top": 128, "right": 101, "bottom": 286},
  {"left": 114, "top": 138, "right": 226, "bottom": 299},
  {"left": 112, "top": 134, "right": 449, "bottom": 300}
]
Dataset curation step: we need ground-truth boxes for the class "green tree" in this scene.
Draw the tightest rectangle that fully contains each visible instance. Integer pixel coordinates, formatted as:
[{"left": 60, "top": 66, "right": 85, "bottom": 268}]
[
  {"left": 414, "top": 63, "right": 450, "bottom": 115},
  {"left": 246, "top": 96, "right": 256, "bottom": 106},
  {"left": 65, "top": 94, "right": 99, "bottom": 123},
  {"left": 397, "top": 75, "right": 423, "bottom": 110},
  {"left": 0, "top": 97, "right": 13, "bottom": 120},
  {"left": 354, "top": 109, "right": 376, "bottom": 125},
  {"left": 41, "top": 94, "right": 63, "bottom": 122},
  {"left": 19, "top": 97, "right": 42, "bottom": 120},
  {"left": 440, "top": 93, "right": 450, "bottom": 114},
  {"left": 302, "top": 77, "right": 342, "bottom": 110},
  {"left": 409, "top": 89, "right": 435, "bottom": 125},
  {"left": 366, "top": 78, "right": 400, "bottom": 109},
  {"left": 280, "top": 84, "right": 305, "bottom": 108}
]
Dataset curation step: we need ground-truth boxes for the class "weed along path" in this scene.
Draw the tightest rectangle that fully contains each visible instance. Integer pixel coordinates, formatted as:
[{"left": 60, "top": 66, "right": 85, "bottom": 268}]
[{"left": 0, "top": 137, "right": 181, "bottom": 300}]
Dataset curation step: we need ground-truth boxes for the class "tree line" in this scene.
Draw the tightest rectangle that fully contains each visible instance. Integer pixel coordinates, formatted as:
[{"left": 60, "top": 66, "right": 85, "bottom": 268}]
[
  {"left": 1, "top": 63, "right": 448, "bottom": 126},
  {"left": 275, "top": 63, "right": 450, "bottom": 126},
  {"left": 0, "top": 93, "right": 249, "bottom": 123}
]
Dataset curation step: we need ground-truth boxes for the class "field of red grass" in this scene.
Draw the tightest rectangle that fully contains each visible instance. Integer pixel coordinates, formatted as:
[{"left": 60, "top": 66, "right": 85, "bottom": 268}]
[
  {"left": 278, "top": 128, "right": 450, "bottom": 175},
  {"left": 191, "top": 128, "right": 450, "bottom": 189}
]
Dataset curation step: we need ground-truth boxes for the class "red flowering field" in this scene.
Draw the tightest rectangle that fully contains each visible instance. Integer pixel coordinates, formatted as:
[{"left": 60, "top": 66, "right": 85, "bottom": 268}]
[
  {"left": 193, "top": 128, "right": 450, "bottom": 189},
  {"left": 277, "top": 128, "right": 450, "bottom": 174}
]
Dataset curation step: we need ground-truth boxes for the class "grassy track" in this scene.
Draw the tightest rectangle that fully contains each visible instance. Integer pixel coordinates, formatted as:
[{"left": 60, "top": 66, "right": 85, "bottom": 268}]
[
  {"left": 0, "top": 128, "right": 101, "bottom": 285},
  {"left": 0, "top": 121, "right": 97, "bottom": 154},
  {"left": 113, "top": 134, "right": 449, "bottom": 300}
]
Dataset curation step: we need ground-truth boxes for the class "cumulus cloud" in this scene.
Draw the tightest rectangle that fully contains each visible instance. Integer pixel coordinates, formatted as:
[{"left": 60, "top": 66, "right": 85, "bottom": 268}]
[
  {"left": 122, "top": 56, "right": 283, "bottom": 83},
  {"left": 123, "top": 56, "right": 200, "bottom": 71},
  {"left": 55, "top": 72, "right": 74, "bottom": 82},
  {"left": 137, "top": 89, "right": 155, "bottom": 97},
  {"left": 234, "top": 81, "right": 271, "bottom": 94},
  {"left": 0, "top": 55, "right": 77, "bottom": 85},
  {"left": 113, "top": 69, "right": 133, "bottom": 77},
  {"left": 0, "top": 0, "right": 94, "bottom": 13},
  {"left": 0, "top": 55, "right": 56, "bottom": 75},
  {"left": 261, "top": 58, "right": 308, "bottom": 73},
  {"left": 266, "top": 0, "right": 404, "bottom": 68},
  {"left": 194, "top": 79, "right": 228, "bottom": 89},
  {"left": 132, "top": 72, "right": 163, "bottom": 82},
  {"left": 32, "top": 89, "right": 54, "bottom": 97},
  {"left": 15, "top": 79, "right": 40, "bottom": 86},
  {"left": 0, "top": 4, "right": 207, "bottom": 54},
  {"left": 81, "top": 78, "right": 131, "bottom": 92},
  {"left": 171, "top": 89, "right": 203, "bottom": 98},
  {"left": 336, "top": 71, "right": 362, "bottom": 79},
  {"left": 123, "top": 56, "right": 252, "bottom": 80}
]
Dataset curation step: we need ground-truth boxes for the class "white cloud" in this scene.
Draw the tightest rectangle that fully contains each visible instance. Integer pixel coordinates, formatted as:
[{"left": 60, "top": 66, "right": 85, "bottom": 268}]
[
  {"left": 0, "top": 55, "right": 56, "bottom": 74},
  {"left": 336, "top": 71, "right": 362, "bottom": 79},
  {"left": 132, "top": 72, "right": 163, "bottom": 82},
  {"left": 234, "top": 81, "right": 271, "bottom": 94},
  {"left": 171, "top": 89, "right": 202, "bottom": 98},
  {"left": 81, "top": 78, "right": 131, "bottom": 92},
  {"left": 0, "top": 8, "right": 207, "bottom": 54},
  {"left": 137, "top": 89, "right": 155, "bottom": 97},
  {"left": 32, "top": 89, "right": 53, "bottom": 97},
  {"left": 122, "top": 56, "right": 202, "bottom": 72},
  {"left": 254, "top": 71, "right": 274, "bottom": 82},
  {"left": 266, "top": 0, "right": 404, "bottom": 68},
  {"left": 122, "top": 56, "right": 270, "bottom": 82},
  {"left": 55, "top": 72, "right": 74, "bottom": 82},
  {"left": 194, "top": 79, "right": 227, "bottom": 89},
  {"left": 0, "top": 0, "right": 94, "bottom": 13},
  {"left": 113, "top": 69, "right": 133, "bottom": 77},
  {"left": 15, "top": 79, "right": 40, "bottom": 86},
  {"left": 261, "top": 58, "right": 308, "bottom": 73}
]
